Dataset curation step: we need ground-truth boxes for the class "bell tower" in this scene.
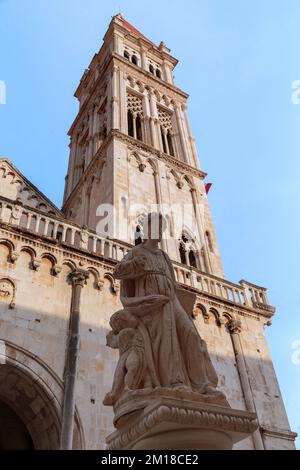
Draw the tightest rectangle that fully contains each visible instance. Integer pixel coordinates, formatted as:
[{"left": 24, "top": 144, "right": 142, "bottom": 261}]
[{"left": 62, "top": 13, "right": 224, "bottom": 277}]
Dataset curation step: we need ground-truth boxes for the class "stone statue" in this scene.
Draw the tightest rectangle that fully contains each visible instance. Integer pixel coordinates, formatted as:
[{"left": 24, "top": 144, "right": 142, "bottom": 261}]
[
  {"left": 104, "top": 213, "right": 225, "bottom": 407},
  {"left": 103, "top": 214, "right": 259, "bottom": 450}
]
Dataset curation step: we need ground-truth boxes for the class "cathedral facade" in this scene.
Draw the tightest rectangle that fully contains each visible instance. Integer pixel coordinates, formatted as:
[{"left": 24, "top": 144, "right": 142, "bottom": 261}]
[{"left": 0, "top": 14, "right": 296, "bottom": 450}]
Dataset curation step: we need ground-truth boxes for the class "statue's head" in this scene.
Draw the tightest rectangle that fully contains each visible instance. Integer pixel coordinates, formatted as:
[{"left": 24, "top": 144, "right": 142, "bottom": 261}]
[
  {"left": 142, "top": 212, "right": 166, "bottom": 242},
  {"left": 110, "top": 309, "right": 138, "bottom": 333},
  {"left": 106, "top": 330, "right": 118, "bottom": 349}
]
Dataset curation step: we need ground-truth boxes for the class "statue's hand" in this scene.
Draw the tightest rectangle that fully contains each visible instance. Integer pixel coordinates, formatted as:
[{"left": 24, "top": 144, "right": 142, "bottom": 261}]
[{"left": 145, "top": 294, "right": 168, "bottom": 304}]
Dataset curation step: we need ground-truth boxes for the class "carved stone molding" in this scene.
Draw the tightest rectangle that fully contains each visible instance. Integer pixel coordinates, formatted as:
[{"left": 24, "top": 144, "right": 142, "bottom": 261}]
[
  {"left": 227, "top": 319, "right": 242, "bottom": 335},
  {"left": 106, "top": 393, "right": 258, "bottom": 450},
  {"left": 69, "top": 269, "right": 89, "bottom": 287},
  {"left": 112, "top": 130, "right": 206, "bottom": 179}
]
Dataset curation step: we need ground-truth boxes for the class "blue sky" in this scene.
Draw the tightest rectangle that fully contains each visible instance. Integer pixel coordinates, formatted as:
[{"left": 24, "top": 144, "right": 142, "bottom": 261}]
[{"left": 0, "top": 0, "right": 299, "bottom": 447}]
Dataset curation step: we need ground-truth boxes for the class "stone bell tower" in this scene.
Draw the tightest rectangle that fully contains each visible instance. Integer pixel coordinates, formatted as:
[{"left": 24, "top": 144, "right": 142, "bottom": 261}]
[{"left": 62, "top": 13, "right": 224, "bottom": 278}]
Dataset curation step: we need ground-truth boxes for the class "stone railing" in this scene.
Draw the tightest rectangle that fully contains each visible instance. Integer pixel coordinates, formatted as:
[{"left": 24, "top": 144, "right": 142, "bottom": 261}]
[
  {"left": 173, "top": 262, "right": 275, "bottom": 314},
  {"left": 0, "top": 199, "right": 129, "bottom": 262},
  {"left": 0, "top": 199, "right": 275, "bottom": 314}
]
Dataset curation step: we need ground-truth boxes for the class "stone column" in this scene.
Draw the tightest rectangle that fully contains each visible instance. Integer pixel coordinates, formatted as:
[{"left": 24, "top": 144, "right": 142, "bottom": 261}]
[
  {"left": 60, "top": 269, "right": 89, "bottom": 450},
  {"left": 140, "top": 47, "right": 147, "bottom": 71},
  {"left": 91, "top": 105, "right": 99, "bottom": 157},
  {"left": 132, "top": 114, "right": 137, "bottom": 139},
  {"left": 227, "top": 319, "right": 265, "bottom": 450},
  {"left": 119, "top": 70, "right": 127, "bottom": 133},
  {"left": 66, "top": 136, "right": 78, "bottom": 199},
  {"left": 161, "top": 127, "right": 170, "bottom": 154},
  {"left": 190, "top": 187, "right": 211, "bottom": 274},
  {"left": 182, "top": 103, "right": 200, "bottom": 168},
  {"left": 142, "top": 92, "right": 151, "bottom": 145},
  {"left": 111, "top": 65, "right": 119, "bottom": 130},
  {"left": 149, "top": 89, "right": 160, "bottom": 149},
  {"left": 174, "top": 103, "right": 190, "bottom": 164},
  {"left": 162, "top": 60, "right": 174, "bottom": 84},
  {"left": 71, "top": 134, "right": 80, "bottom": 189},
  {"left": 86, "top": 111, "right": 94, "bottom": 165},
  {"left": 152, "top": 167, "right": 167, "bottom": 252}
]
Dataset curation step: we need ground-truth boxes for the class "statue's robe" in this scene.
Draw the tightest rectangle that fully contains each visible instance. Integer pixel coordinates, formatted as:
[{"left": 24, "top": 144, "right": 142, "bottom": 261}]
[{"left": 113, "top": 244, "right": 218, "bottom": 392}]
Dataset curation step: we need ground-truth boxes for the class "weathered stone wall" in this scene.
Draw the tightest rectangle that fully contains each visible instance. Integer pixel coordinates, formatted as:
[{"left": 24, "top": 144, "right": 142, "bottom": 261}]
[{"left": 0, "top": 226, "right": 296, "bottom": 449}]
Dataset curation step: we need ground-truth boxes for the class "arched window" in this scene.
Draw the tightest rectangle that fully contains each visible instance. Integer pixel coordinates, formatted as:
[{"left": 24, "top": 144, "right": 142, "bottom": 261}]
[
  {"left": 156, "top": 69, "right": 162, "bottom": 79},
  {"left": 182, "top": 233, "right": 189, "bottom": 244},
  {"left": 127, "top": 110, "right": 134, "bottom": 137},
  {"left": 167, "top": 131, "right": 174, "bottom": 156},
  {"left": 179, "top": 242, "right": 187, "bottom": 265},
  {"left": 124, "top": 51, "right": 130, "bottom": 60},
  {"left": 189, "top": 250, "right": 197, "bottom": 268},
  {"left": 136, "top": 114, "right": 143, "bottom": 141},
  {"left": 131, "top": 55, "right": 138, "bottom": 65},
  {"left": 149, "top": 64, "right": 154, "bottom": 74},
  {"left": 134, "top": 225, "right": 142, "bottom": 246},
  {"left": 161, "top": 126, "right": 167, "bottom": 153},
  {"left": 179, "top": 233, "right": 198, "bottom": 268}
]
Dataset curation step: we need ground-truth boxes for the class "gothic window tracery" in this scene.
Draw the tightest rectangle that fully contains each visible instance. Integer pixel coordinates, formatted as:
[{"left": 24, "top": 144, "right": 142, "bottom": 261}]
[
  {"left": 178, "top": 233, "right": 199, "bottom": 269},
  {"left": 127, "top": 92, "right": 144, "bottom": 142},
  {"left": 158, "top": 108, "right": 175, "bottom": 156}
]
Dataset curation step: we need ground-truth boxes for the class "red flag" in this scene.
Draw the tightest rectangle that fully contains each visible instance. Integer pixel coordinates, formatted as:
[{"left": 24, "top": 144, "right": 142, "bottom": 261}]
[{"left": 205, "top": 183, "right": 212, "bottom": 194}]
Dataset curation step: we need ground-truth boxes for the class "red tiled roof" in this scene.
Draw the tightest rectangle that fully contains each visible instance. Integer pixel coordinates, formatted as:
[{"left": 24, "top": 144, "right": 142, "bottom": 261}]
[{"left": 121, "top": 18, "right": 150, "bottom": 42}]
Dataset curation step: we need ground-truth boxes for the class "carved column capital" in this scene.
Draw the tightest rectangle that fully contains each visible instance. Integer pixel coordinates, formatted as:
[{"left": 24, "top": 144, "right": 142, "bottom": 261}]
[
  {"left": 9, "top": 251, "right": 19, "bottom": 264},
  {"left": 227, "top": 319, "right": 242, "bottom": 334},
  {"left": 69, "top": 269, "right": 89, "bottom": 287}
]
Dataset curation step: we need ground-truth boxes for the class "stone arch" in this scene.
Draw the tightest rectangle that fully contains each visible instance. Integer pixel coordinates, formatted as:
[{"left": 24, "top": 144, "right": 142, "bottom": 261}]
[
  {"left": 62, "top": 259, "right": 77, "bottom": 272},
  {"left": 209, "top": 307, "right": 222, "bottom": 326},
  {"left": 169, "top": 168, "right": 182, "bottom": 188},
  {"left": 193, "top": 303, "right": 208, "bottom": 321},
  {"left": 184, "top": 174, "right": 195, "bottom": 190},
  {"left": 13, "top": 178, "right": 23, "bottom": 187},
  {"left": 0, "top": 239, "right": 15, "bottom": 263},
  {"left": 0, "top": 341, "right": 84, "bottom": 450},
  {"left": 179, "top": 229, "right": 201, "bottom": 269},
  {"left": 103, "top": 273, "right": 119, "bottom": 294},
  {"left": 19, "top": 245, "right": 36, "bottom": 264},
  {"left": 40, "top": 253, "right": 57, "bottom": 266},
  {"left": 17, "top": 247, "right": 35, "bottom": 271},
  {"left": 40, "top": 253, "right": 58, "bottom": 276},
  {"left": 147, "top": 157, "right": 158, "bottom": 173},
  {"left": 0, "top": 164, "right": 8, "bottom": 178},
  {"left": 6, "top": 171, "right": 16, "bottom": 183},
  {"left": 86, "top": 267, "right": 103, "bottom": 290},
  {"left": 0, "top": 277, "right": 15, "bottom": 308},
  {"left": 222, "top": 312, "right": 233, "bottom": 327}
]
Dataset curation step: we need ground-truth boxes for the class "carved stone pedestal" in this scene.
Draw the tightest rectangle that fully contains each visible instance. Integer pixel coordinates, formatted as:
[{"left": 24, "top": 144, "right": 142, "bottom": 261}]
[{"left": 105, "top": 389, "right": 258, "bottom": 450}]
